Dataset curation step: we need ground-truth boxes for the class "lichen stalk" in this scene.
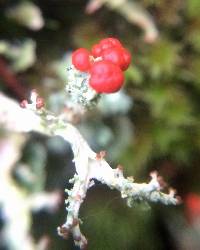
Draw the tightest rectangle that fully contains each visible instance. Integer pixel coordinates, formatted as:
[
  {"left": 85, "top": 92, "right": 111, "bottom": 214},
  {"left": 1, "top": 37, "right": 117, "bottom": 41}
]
[{"left": 0, "top": 91, "right": 180, "bottom": 249}]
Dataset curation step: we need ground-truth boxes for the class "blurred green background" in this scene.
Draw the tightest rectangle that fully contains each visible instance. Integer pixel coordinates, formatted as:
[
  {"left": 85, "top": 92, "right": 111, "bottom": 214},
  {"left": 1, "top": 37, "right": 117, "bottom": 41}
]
[{"left": 0, "top": 0, "right": 200, "bottom": 249}]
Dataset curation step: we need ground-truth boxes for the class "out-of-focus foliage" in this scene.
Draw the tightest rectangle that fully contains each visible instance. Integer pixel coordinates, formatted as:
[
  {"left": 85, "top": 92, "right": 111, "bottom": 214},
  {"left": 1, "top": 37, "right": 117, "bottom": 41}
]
[
  {"left": 0, "top": 0, "right": 200, "bottom": 249},
  {"left": 6, "top": 1, "right": 44, "bottom": 30},
  {"left": 0, "top": 39, "right": 36, "bottom": 72}
]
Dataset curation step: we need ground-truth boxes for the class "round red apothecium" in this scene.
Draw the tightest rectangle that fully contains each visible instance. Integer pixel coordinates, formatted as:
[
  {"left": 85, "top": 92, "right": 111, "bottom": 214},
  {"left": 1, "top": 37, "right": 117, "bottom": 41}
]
[
  {"left": 72, "top": 48, "right": 92, "bottom": 71},
  {"left": 121, "top": 48, "right": 131, "bottom": 71},
  {"left": 89, "top": 61, "right": 124, "bottom": 93},
  {"left": 91, "top": 37, "right": 123, "bottom": 58}
]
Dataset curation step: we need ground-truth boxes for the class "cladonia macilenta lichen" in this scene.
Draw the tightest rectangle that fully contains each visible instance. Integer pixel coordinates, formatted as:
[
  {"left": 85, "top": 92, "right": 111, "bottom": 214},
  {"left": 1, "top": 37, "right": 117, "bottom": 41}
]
[{"left": 14, "top": 89, "right": 181, "bottom": 250}]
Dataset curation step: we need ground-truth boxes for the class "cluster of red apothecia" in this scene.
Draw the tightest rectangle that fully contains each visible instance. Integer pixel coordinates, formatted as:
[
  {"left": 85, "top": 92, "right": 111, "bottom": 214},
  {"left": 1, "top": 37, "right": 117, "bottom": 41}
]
[
  {"left": 20, "top": 90, "right": 44, "bottom": 109},
  {"left": 72, "top": 38, "right": 131, "bottom": 94}
]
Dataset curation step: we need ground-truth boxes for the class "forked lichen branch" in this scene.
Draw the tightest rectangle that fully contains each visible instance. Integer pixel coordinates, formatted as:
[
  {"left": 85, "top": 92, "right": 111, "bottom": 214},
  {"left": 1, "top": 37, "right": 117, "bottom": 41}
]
[{"left": 15, "top": 90, "right": 180, "bottom": 250}]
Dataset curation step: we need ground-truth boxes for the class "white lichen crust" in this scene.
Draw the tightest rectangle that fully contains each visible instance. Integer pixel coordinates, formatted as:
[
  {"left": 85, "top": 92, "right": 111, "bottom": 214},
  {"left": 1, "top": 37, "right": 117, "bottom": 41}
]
[
  {"left": 30, "top": 92, "right": 180, "bottom": 248},
  {"left": 0, "top": 91, "right": 180, "bottom": 250},
  {"left": 65, "top": 65, "right": 100, "bottom": 108}
]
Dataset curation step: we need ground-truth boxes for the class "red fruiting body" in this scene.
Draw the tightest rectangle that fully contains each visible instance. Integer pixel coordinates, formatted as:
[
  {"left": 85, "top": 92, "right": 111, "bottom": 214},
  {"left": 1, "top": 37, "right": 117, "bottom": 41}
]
[
  {"left": 101, "top": 47, "right": 124, "bottom": 70},
  {"left": 185, "top": 193, "right": 200, "bottom": 223},
  {"left": 72, "top": 48, "right": 91, "bottom": 71},
  {"left": 91, "top": 44, "right": 102, "bottom": 58},
  {"left": 71, "top": 38, "right": 131, "bottom": 94},
  {"left": 91, "top": 38, "right": 131, "bottom": 70},
  {"left": 20, "top": 99, "right": 28, "bottom": 108},
  {"left": 121, "top": 48, "right": 131, "bottom": 70},
  {"left": 89, "top": 61, "right": 124, "bottom": 93},
  {"left": 36, "top": 97, "right": 45, "bottom": 109},
  {"left": 91, "top": 37, "right": 123, "bottom": 58},
  {"left": 99, "top": 37, "right": 122, "bottom": 50},
  {"left": 101, "top": 47, "right": 131, "bottom": 71}
]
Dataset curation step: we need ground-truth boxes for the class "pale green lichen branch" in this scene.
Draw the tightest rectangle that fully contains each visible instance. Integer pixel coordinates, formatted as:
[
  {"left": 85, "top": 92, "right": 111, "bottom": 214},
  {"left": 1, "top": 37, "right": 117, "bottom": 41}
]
[
  {"left": 0, "top": 91, "right": 180, "bottom": 250},
  {"left": 26, "top": 91, "right": 180, "bottom": 249}
]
